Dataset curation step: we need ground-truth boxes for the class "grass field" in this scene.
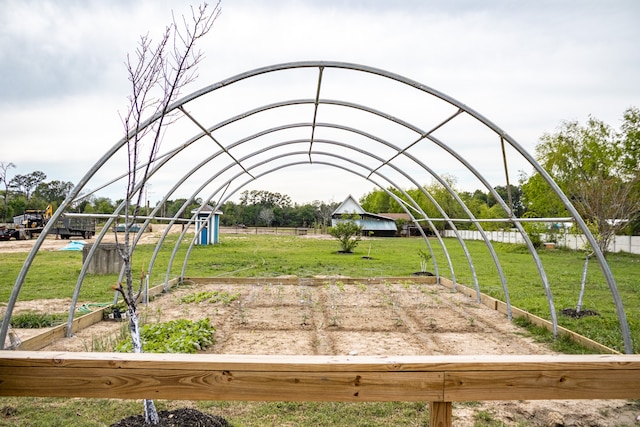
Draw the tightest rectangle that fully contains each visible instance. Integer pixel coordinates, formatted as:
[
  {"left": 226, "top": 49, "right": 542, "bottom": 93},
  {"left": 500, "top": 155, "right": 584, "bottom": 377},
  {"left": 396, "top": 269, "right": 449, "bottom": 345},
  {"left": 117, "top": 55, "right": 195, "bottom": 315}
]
[{"left": 2, "top": 233, "right": 638, "bottom": 353}]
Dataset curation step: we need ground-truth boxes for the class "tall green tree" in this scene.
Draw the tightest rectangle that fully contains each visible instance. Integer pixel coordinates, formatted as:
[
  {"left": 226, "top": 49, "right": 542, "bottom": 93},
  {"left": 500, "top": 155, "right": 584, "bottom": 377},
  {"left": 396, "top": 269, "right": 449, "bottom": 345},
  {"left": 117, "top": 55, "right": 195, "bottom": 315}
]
[
  {"left": 10, "top": 170, "right": 46, "bottom": 204},
  {"left": 294, "top": 203, "right": 318, "bottom": 227},
  {"left": 621, "top": 106, "right": 640, "bottom": 233},
  {"left": 239, "top": 189, "right": 292, "bottom": 209},
  {"left": 620, "top": 106, "right": 640, "bottom": 172},
  {"left": 34, "top": 180, "right": 74, "bottom": 206},
  {"left": 520, "top": 173, "right": 568, "bottom": 218},
  {"left": 489, "top": 184, "right": 525, "bottom": 217},
  {"left": 359, "top": 187, "right": 403, "bottom": 213},
  {"left": 410, "top": 175, "right": 465, "bottom": 231},
  {"left": 93, "top": 197, "right": 116, "bottom": 214},
  {"left": 522, "top": 108, "right": 640, "bottom": 254}
]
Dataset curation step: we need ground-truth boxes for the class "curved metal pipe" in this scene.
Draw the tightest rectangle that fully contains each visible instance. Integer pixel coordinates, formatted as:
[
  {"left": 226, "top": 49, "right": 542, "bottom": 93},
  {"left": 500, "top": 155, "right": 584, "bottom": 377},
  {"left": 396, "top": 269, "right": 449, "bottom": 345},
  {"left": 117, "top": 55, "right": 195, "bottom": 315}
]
[{"left": 2, "top": 61, "right": 629, "bottom": 352}]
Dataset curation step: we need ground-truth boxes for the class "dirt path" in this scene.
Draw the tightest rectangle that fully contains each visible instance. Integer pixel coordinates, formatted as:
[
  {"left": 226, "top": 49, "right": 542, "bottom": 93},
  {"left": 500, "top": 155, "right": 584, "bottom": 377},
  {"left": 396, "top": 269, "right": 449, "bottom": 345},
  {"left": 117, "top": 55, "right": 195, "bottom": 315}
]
[{"left": 0, "top": 224, "right": 184, "bottom": 254}]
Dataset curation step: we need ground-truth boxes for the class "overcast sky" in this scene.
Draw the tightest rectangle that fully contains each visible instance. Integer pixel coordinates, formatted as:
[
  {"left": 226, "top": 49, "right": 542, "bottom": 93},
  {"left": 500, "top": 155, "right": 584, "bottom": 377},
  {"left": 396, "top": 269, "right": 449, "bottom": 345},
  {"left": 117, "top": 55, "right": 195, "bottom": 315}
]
[{"left": 1, "top": 0, "right": 639, "bottom": 206}]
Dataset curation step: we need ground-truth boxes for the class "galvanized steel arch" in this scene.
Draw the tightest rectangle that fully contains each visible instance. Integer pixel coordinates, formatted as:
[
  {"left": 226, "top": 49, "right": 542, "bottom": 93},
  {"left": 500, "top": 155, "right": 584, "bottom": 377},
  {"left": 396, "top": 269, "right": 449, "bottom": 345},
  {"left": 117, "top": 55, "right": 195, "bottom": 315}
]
[
  {"left": 0, "top": 61, "right": 631, "bottom": 353},
  {"left": 169, "top": 152, "right": 455, "bottom": 285}
]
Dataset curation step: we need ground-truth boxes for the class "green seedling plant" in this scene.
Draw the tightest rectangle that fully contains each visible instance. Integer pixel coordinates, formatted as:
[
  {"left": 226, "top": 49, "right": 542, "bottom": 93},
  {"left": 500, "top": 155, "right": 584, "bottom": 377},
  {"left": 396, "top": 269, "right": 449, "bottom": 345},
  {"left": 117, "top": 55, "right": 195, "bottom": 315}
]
[
  {"left": 300, "top": 312, "right": 310, "bottom": 327},
  {"left": 417, "top": 249, "right": 432, "bottom": 273},
  {"left": 237, "top": 297, "right": 248, "bottom": 325},
  {"left": 86, "top": 322, "right": 130, "bottom": 352},
  {"left": 355, "top": 281, "right": 367, "bottom": 291},
  {"left": 276, "top": 285, "right": 285, "bottom": 305},
  {"left": 326, "top": 284, "right": 342, "bottom": 327},
  {"left": 8, "top": 311, "right": 68, "bottom": 328},
  {"left": 180, "top": 291, "right": 240, "bottom": 305},
  {"left": 474, "top": 409, "right": 508, "bottom": 426},
  {"left": 328, "top": 310, "right": 340, "bottom": 327}
]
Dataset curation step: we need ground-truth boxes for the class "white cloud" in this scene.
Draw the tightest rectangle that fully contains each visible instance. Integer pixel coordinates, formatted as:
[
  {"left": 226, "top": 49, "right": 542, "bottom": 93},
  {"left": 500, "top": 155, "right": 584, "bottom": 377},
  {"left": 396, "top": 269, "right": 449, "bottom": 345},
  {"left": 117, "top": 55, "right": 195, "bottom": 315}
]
[{"left": 1, "top": 0, "right": 639, "bottom": 205}]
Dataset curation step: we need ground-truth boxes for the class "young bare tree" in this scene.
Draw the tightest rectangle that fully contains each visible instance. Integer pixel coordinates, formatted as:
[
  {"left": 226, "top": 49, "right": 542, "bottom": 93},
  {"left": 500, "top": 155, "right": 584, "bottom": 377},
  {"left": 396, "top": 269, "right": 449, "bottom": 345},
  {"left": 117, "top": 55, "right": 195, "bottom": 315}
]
[
  {"left": 111, "top": 3, "right": 220, "bottom": 424},
  {"left": 0, "top": 161, "right": 16, "bottom": 223}
]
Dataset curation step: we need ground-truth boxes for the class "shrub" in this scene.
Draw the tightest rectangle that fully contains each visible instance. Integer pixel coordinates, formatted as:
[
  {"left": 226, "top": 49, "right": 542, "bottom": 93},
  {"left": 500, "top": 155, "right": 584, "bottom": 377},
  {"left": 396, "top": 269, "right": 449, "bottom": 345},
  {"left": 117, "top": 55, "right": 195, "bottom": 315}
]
[{"left": 328, "top": 214, "right": 363, "bottom": 253}]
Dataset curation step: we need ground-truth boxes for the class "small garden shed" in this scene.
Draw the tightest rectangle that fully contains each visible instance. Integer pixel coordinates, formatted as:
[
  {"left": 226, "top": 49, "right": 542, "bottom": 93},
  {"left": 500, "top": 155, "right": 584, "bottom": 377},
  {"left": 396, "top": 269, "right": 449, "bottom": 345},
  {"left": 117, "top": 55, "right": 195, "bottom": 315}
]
[
  {"left": 331, "top": 195, "right": 397, "bottom": 237},
  {"left": 190, "top": 205, "right": 222, "bottom": 245}
]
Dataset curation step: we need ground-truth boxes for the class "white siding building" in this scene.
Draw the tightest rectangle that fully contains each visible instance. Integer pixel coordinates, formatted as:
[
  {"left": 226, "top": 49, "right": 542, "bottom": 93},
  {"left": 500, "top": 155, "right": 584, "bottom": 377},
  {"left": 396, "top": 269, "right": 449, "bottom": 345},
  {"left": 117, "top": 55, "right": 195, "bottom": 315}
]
[{"left": 331, "top": 195, "right": 397, "bottom": 237}]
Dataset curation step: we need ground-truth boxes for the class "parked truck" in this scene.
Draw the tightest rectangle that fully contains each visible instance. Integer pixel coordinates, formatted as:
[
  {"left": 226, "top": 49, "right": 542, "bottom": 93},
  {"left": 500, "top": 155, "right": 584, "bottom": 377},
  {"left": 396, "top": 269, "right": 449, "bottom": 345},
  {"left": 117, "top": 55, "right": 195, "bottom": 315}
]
[
  {"left": 0, "top": 205, "right": 95, "bottom": 241},
  {"left": 52, "top": 216, "right": 96, "bottom": 239}
]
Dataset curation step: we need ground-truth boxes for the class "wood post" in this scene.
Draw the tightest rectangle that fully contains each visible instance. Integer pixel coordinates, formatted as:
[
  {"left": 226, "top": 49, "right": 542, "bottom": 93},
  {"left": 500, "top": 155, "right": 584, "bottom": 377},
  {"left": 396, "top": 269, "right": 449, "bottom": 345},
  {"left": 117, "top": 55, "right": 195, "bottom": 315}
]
[{"left": 429, "top": 402, "right": 452, "bottom": 427}]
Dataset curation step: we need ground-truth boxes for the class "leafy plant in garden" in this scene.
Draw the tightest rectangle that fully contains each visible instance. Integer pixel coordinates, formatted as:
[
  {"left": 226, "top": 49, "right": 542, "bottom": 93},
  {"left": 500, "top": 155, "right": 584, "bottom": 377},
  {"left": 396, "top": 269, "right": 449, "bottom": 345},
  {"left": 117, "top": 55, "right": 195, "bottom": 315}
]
[
  {"left": 180, "top": 291, "right": 240, "bottom": 305},
  {"left": 9, "top": 311, "right": 67, "bottom": 328},
  {"left": 115, "top": 318, "right": 215, "bottom": 354},
  {"left": 417, "top": 249, "right": 432, "bottom": 273}
]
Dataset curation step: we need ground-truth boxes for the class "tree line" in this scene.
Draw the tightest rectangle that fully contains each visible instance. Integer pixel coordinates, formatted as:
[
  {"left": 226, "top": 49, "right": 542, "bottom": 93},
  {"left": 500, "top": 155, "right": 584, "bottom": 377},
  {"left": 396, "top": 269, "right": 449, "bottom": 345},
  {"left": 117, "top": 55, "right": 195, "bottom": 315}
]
[
  {"left": 359, "top": 106, "right": 640, "bottom": 252},
  {"left": 0, "top": 164, "right": 74, "bottom": 223},
  {"left": 218, "top": 190, "right": 339, "bottom": 230},
  {"left": 0, "top": 171, "right": 339, "bottom": 230},
  {"left": 2, "top": 107, "right": 638, "bottom": 247},
  {"left": 0, "top": 164, "right": 202, "bottom": 224}
]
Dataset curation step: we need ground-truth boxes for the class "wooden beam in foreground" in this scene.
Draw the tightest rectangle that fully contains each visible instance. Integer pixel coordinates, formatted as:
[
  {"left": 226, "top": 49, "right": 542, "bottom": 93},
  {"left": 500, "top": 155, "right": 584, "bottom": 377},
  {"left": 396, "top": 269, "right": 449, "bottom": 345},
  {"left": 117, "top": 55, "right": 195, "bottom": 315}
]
[
  {"left": 2, "top": 353, "right": 640, "bottom": 426},
  {"left": 2, "top": 352, "right": 640, "bottom": 401}
]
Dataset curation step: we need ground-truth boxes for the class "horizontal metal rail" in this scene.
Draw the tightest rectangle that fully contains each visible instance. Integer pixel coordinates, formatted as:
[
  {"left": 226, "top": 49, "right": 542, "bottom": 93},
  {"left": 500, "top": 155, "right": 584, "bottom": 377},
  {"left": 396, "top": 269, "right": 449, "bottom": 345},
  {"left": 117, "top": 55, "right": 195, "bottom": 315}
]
[
  {"left": 63, "top": 213, "right": 192, "bottom": 222},
  {"left": 414, "top": 217, "right": 575, "bottom": 223}
]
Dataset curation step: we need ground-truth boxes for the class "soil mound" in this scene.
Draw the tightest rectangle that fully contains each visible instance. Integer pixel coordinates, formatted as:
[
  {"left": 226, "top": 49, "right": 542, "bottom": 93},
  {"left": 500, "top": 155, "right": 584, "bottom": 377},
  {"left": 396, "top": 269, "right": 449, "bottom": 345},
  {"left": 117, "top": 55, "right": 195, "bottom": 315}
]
[{"left": 110, "top": 408, "right": 229, "bottom": 427}]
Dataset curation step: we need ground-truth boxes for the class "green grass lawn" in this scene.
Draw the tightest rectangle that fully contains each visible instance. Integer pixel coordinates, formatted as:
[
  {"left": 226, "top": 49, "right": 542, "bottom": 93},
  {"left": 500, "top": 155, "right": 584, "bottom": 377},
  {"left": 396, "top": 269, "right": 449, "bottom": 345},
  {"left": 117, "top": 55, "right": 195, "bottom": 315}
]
[
  {"left": 1, "top": 232, "right": 639, "bottom": 426},
  {"left": 0, "top": 398, "right": 436, "bottom": 427},
  {"left": 2, "top": 233, "right": 639, "bottom": 352}
]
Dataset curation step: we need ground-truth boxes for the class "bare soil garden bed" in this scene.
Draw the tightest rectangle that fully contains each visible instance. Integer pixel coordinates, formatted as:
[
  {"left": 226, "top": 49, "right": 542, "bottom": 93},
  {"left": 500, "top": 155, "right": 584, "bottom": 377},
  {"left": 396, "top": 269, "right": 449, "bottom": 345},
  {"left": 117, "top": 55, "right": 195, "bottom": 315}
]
[
  {"left": 8, "top": 277, "right": 638, "bottom": 426},
  {"left": 3, "top": 229, "right": 639, "bottom": 425}
]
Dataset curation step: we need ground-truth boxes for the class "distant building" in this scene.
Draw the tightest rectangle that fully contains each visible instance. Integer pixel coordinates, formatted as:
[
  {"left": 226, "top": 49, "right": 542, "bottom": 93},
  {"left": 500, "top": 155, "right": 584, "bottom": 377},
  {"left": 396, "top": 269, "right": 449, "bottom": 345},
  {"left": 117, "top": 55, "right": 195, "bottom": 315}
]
[
  {"left": 331, "top": 195, "right": 397, "bottom": 237},
  {"left": 191, "top": 205, "right": 222, "bottom": 245},
  {"left": 375, "top": 212, "right": 417, "bottom": 236}
]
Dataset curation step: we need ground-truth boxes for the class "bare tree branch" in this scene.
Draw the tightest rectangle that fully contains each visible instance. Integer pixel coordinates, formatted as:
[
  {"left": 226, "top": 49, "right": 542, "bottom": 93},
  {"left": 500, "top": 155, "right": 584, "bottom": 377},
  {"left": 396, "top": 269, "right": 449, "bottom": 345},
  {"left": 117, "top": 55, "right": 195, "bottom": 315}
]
[{"left": 115, "top": 3, "right": 221, "bottom": 424}]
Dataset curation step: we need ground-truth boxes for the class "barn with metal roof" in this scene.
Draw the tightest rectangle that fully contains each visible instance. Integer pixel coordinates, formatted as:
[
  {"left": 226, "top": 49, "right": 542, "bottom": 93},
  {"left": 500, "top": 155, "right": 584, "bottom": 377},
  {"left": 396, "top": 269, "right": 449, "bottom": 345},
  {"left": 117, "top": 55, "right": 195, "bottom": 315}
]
[{"left": 331, "top": 195, "right": 398, "bottom": 237}]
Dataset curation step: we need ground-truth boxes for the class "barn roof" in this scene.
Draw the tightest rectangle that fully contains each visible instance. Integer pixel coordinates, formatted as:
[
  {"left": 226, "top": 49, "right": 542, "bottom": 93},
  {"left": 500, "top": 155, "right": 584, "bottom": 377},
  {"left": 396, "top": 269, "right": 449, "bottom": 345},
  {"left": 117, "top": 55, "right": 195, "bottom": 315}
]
[{"left": 332, "top": 195, "right": 396, "bottom": 222}]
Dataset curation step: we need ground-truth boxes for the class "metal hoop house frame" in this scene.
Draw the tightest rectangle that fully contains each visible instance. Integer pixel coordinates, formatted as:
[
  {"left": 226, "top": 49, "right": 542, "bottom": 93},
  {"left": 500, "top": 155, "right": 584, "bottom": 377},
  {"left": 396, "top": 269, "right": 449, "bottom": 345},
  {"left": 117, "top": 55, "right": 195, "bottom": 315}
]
[{"left": 1, "top": 61, "right": 632, "bottom": 353}]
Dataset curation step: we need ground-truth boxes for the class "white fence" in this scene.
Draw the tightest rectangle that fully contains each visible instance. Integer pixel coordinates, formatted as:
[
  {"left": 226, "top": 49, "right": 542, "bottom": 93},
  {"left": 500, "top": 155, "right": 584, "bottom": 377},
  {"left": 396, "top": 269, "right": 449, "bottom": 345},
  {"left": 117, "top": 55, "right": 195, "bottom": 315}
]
[{"left": 443, "top": 229, "right": 640, "bottom": 255}]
